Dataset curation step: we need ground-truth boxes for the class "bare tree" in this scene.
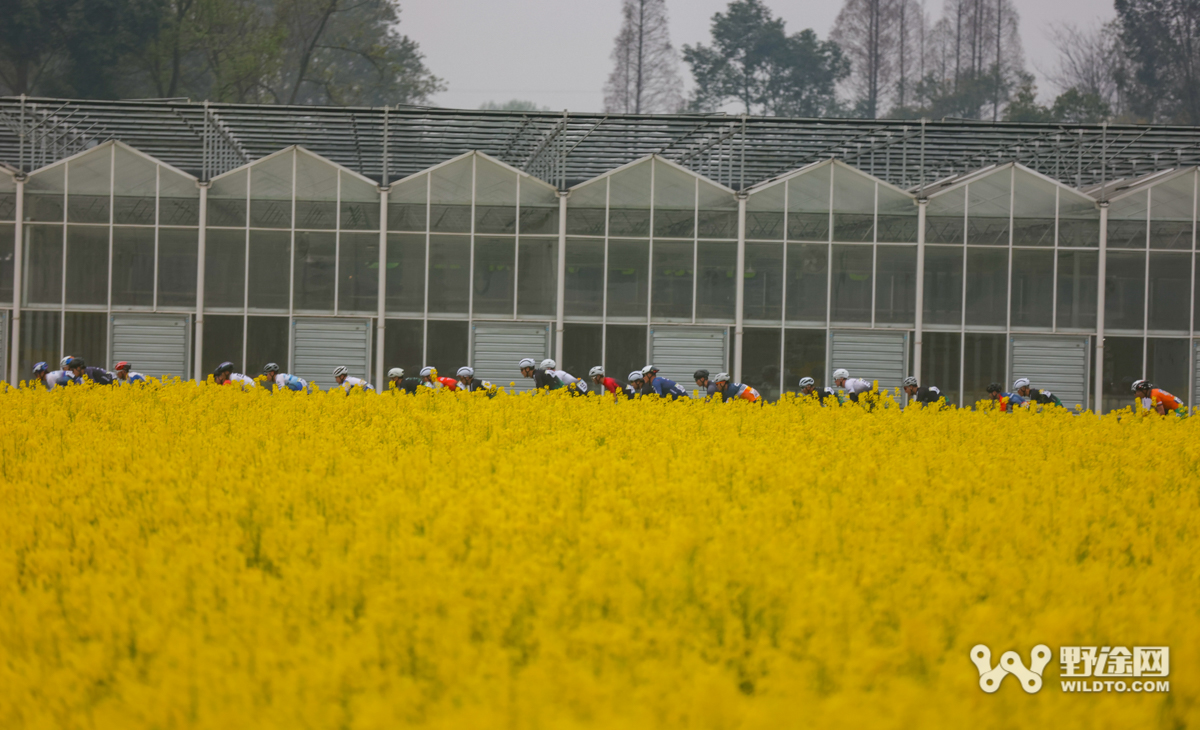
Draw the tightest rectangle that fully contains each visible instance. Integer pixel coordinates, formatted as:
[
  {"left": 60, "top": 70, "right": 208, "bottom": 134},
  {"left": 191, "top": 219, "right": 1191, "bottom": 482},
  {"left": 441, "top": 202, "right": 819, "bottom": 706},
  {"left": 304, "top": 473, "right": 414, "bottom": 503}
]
[
  {"left": 1047, "top": 21, "right": 1127, "bottom": 118},
  {"left": 831, "top": 0, "right": 929, "bottom": 116},
  {"left": 604, "top": 0, "right": 683, "bottom": 114}
]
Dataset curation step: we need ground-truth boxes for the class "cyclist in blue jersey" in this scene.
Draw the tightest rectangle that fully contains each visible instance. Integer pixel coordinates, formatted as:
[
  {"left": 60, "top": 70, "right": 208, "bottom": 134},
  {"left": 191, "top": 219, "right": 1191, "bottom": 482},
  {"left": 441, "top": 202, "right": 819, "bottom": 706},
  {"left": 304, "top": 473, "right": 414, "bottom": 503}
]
[
  {"left": 262, "top": 362, "right": 308, "bottom": 393},
  {"left": 112, "top": 361, "right": 147, "bottom": 385}
]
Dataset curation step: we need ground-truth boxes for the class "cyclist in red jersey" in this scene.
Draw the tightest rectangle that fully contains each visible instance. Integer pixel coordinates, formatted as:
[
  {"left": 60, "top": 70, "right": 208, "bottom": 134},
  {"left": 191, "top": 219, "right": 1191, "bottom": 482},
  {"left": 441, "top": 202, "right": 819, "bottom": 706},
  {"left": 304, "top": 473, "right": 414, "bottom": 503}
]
[{"left": 589, "top": 366, "right": 621, "bottom": 397}]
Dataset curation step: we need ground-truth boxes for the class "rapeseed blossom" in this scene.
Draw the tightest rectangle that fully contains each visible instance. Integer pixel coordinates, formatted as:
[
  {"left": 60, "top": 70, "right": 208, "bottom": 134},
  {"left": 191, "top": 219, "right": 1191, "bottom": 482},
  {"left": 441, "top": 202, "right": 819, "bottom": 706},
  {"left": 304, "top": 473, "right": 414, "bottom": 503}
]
[{"left": 0, "top": 381, "right": 1197, "bottom": 729}]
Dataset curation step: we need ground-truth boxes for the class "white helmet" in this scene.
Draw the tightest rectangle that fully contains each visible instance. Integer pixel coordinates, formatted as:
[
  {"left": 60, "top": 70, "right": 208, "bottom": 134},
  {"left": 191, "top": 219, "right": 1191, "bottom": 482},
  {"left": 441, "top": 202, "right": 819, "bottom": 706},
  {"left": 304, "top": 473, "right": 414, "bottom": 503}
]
[
  {"left": 539, "top": 358, "right": 556, "bottom": 370},
  {"left": 1132, "top": 379, "right": 1151, "bottom": 392},
  {"left": 457, "top": 366, "right": 474, "bottom": 378},
  {"left": 420, "top": 366, "right": 435, "bottom": 378},
  {"left": 714, "top": 372, "right": 730, "bottom": 383},
  {"left": 589, "top": 366, "right": 604, "bottom": 378},
  {"left": 798, "top": 377, "right": 815, "bottom": 388},
  {"left": 641, "top": 364, "right": 657, "bottom": 376},
  {"left": 518, "top": 358, "right": 536, "bottom": 369},
  {"left": 902, "top": 376, "right": 918, "bottom": 387},
  {"left": 627, "top": 370, "right": 644, "bottom": 382},
  {"left": 388, "top": 367, "right": 404, "bottom": 378},
  {"left": 1013, "top": 377, "right": 1031, "bottom": 389},
  {"left": 60, "top": 355, "right": 73, "bottom": 369},
  {"left": 332, "top": 366, "right": 349, "bottom": 378},
  {"left": 833, "top": 368, "right": 850, "bottom": 380}
]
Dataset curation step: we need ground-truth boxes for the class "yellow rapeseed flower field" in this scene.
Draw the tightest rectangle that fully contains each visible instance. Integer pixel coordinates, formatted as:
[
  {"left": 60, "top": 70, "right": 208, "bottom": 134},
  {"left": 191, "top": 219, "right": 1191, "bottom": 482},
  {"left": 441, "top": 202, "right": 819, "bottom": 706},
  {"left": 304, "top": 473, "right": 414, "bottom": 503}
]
[{"left": 1, "top": 381, "right": 1197, "bottom": 730}]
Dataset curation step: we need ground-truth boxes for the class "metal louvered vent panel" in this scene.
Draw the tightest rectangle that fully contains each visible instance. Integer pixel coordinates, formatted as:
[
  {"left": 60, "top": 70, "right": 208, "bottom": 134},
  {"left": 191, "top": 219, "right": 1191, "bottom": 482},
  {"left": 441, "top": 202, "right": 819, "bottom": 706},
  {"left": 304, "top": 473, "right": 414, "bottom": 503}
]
[
  {"left": 650, "top": 327, "right": 727, "bottom": 392},
  {"left": 472, "top": 321, "right": 550, "bottom": 392},
  {"left": 110, "top": 313, "right": 191, "bottom": 380},
  {"left": 1010, "top": 335, "right": 1090, "bottom": 409},
  {"left": 292, "top": 318, "right": 371, "bottom": 390},
  {"left": 829, "top": 330, "right": 909, "bottom": 393}
]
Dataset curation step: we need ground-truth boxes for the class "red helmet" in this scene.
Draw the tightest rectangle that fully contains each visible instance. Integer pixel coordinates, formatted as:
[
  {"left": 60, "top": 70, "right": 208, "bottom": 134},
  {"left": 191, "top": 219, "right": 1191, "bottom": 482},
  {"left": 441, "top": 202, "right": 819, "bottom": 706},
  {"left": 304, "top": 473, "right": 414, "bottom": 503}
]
[{"left": 115, "top": 361, "right": 131, "bottom": 371}]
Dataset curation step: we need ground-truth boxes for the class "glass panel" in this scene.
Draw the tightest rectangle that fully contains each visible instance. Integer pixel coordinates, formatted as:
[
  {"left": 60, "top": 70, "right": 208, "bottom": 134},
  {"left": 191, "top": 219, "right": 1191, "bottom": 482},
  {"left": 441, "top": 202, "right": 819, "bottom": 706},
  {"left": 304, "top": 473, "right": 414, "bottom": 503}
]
[
  {"left": 202, "top": 229, "right": 242, "bottom": 306},
  {"left": 876, "top": 186, "right": 917, "bottom": 243},
  {"left": 63, "top": 312, "right": 107, "bottom": 366},
  {"left": 1106, "top": 191, "right": 1147, "bottom": 248},
  {"left": 208, "top": 169, "right": 247, "bottom": 228},
  {"left": 1104, "top": 251, "right": 1145, "bottom": 331},
  {"left": 1146, "top": 338, "right": 1190, "bottom": 405},
  {"left": 606, "top": 238, "right": 649, "bottom": 319},
  {"left": 247, "top": 230, "right": 290, "bottom": 310},
  {"left": 0, "top": 173, "right": 15, "bottom": 221},
  {"left": 1101, "top": 336, "right": 1142, "bottom": 413},
  {"left": 696, "top": 178, "right": 737, "bottom": 239},
  {"left": 920, "top": 332, "right": 960, "bottom": 404},
  {"left": 474, "top": 158, "right": 517, "bottom": 234},
  {"left": 1147, "top": 252, "right": 1190, "bottom": 331},
  {"left": 338, "top": 232, "right": 378, "bottom": 313},
  {"left": 24, "top": 224, "right": 63, "bottom": 305},
  {"left": 830, "top": 244, "right": 872, "bottom": 323},
  {"left": 249, "top": 152, "right": 294, "bottom": 229},
  {"left": 966, "top": 170, "right": 1010, "bottom": 245},
  {"left": 68, "top": 149, "right": 111, "bottom": 224},
  {"left": 1010, "top": 170, "right": 1057, "bottom": 246},
  {"left": 608, "top": 161, "right": 652, "bottom": 237},
  {"left": 473, "top": 236, "right": 515, "bottom": 315},
  {"left": 25, "top": 164, "right": 65, "bottom": 223},
  {"left": 1055, "top": 250, "right": 1097, "bottom": 330},
  {"left": 651, "top": 240, "right": 693, "bottom": 320},
  {"left": 604, "top": 324, "right": 646, "bottom": 382},
  {"left": 565, "top": 238, "right": 604, "bottom": 317},
  {"left": 111, "top": 226, "right": 155, "bottom": 307},
  {"left": 875, "top": 245, "right": 916, "bottom": 325},
  {"left": 425, "top": 319, "right": 468, "bottom": 374},
  {"left": 745, "top": 183, "right": 784, "bottom": 241},
  {"left": 517, "top": 238, "right": 557, "bottom": 317},
  {"left": 519, "top": 179, "right": 559, "bottom": 235},
  {"left": 566, "top": 178, "right": 606, "bottom": 236},
  {"left": 1149, "top": 174, "right": 1195, "bottom": 250},
  {"left": 159, "top": 167, "right": 200, "bottom": 226},
  {"left": 202, "top": 314, "right": 243, "bottom": 377},
  {"left": 744, "top": 242, "right": 783, "bottom": 321},
  {"left": 964, "top": 247, "right": 1008, "bottom": 326},
  {"left": 292, "top": 231, "right": 335, "bottom": 311},
  {"left": 387, "top": 174, "right": 427, "bottom": 232},
  {"left": 293, "top": 151, "right": 337, "bottom": 230},
  {"left": 427, "top": 235, "right": 471, "bottom": 313},
  {"left": 245, "top": 316, "right": 289, "bottom": 377},
  {"left": 832, "top": 166, "right": 874, "bottom": 242},
  {"left": 1058, "top": 192, "right": 1099, "bottom": 247},
  {"left": 0, "top": 223, "right": 12, "bottom": 304},
  {"left": 782, "top": 328, "right": 826, "bottom": 394},
  {"left": 158, "top": 228, "right": 198, "bottom": 307},
  {"left": 696, "top": 242, "right": 736, "bottom": 321},
  {"left": 654, "top": 162, "right": 695, "bottom": 238},
  {"left": 113, "top": 147, "right": 158, "bottom": 226},
  {"left": 963, "top": 333, "right": 1006, "bottom": 408},
  {"left": 429, "top": 157, "right": 474, "bottom": 233},
  {"left": 926, "top": 186, "right": 965, "bottom": 244},
  {"left": 18, "top": 310, "right": 60, "bottom": 383},
  {"left": 385, "top": 233, "right": 425, "bottom": 314},
  {"left": 923, "top": 246, "right": 963, "bottom": 326},
  {"left": 742, "top": 327, "right": 781, "bottom": 401},
  {"left": 785, "top": 242, "right": 827, "bottom": 323},
  {"left": 1009, "top": 249, "right": 1054, "bottom": 329},
  {"left": 787, "top": 164, "right": 831, "bottom": 242},
  {"left": 65, "top": 225, "right": 108, "bottom": 305},
  {"left": 384, "top": 319, "right": 423, "bottom": 378},
  {"left": 563, "top": 323, "right": 602, "bottom": 384}
]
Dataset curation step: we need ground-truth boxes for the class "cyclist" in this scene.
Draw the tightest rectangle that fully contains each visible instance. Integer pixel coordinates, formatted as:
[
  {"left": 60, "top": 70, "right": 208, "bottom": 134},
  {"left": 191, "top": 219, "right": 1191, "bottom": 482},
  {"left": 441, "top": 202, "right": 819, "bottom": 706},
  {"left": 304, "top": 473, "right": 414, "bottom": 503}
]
[
  {"left": 986, "top": 382, "right": 1025, "bottom": 412},
  {"left": 112, "top": 361, "right": 147, "bottom": 385},
  {"left": 798, "top": 376, "right": 837, "bottom": 405},
  {"left": 387, "top": 367, "right": 422, "bottom": 394},
  {"left": 1132, "top": 380, "right": 1186, "bottom": 417},
  {"left": 456, "top": 366, "right": 495, "bottom": 394},
  {"left": 694, "top": 369, "right": 718, "bottom": 399},
  {"left": 212, "top": 361, "right": 256, "bottom": 388},
  {"left": 66, "top": 357, "right": 114, "bottom": 385},
  {"left": 1013, "top": 377, "right": 1063, "bottom": 407},
  {"left": 419, "top": 366, "right": 457, "bottom": 390},
  {"left": 902, "top": 376, "right": 944, "bottom": 406},
  {"left": 640, "top": 365, "right": 684, "bottom": 399},
  {"left": 713, "top": 372, "right": 761, "bottom": 403},
  {"left": 333, "top": 366, "right": 372, "bottom": 393},
  {"left": 832, "top": 368, "right": 874, "bottom": 404},
  {"left": 519, "top": 358, "right": 562, "bottom": 391},
  {"left": 589, "top": 366, "right": 621, "bottom": 396},
  {"left": 540, "top": 358, "right": 587, "bottom": 394},
  {"left": 624, "top": 370, "right": 645, "bottom": 399},
  {"left": 38, "top": 360, "right": 73, "bottom": 390},
  {"left": 262, "top": 363, "right": 308, "bottom": 393}
]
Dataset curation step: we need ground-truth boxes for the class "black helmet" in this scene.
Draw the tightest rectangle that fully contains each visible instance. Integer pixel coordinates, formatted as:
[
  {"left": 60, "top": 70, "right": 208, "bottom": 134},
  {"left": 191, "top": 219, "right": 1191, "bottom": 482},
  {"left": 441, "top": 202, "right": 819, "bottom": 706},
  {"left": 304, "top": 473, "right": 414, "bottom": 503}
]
[
  {"left": 213, "top": 361, "right": 235, "bottom": 376},
  {"left": 985, "top": 382, "right": 1002, "bottom": 394},
  {"left": 693, "top": 369, "right": 709, "bottom": 380},
  {"left": 263, "top": 362, "right": 280, "bottom": 374},
  {"left": 70, "top": 357, "right": 87, "bottom": 369}
]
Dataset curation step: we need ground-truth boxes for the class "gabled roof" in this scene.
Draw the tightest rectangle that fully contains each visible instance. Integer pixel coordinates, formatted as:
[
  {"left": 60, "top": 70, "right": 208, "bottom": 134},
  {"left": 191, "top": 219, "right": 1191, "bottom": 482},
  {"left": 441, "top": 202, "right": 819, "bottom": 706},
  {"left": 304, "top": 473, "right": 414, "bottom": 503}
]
[
  {"left": 1084, "top": 167, "right": 1196, "bottom": 203},
  {"left": 27, "top": 139, "right": 197, "bottom": 181},
  {"left": 925, "top": 161, "right": 1096, "bottom": 206},
  {"left": 746, "top": 157, "right": 915, "bottom": 200},
  {"left": 567, "top": 154, "right": 734, "bottom": 194},
  {"left": 390, "top": 149, "right": 558, "bottom": 193},
  {"left": 210, "top": 144, "right": 378, "bottom": 187}
]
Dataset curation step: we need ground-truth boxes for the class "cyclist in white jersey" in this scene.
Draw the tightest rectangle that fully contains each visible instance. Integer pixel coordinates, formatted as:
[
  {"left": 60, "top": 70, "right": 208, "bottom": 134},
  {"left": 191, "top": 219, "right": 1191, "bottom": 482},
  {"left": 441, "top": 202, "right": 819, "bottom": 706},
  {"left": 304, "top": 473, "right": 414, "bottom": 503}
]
[
  {"left": 539, "top": 358, "right": 588, "bottom": 394},
  {"left": 262, "top": 362, "right": 309, "bottom": 393},
  {"left": 333, "top": 366, "right": 372, "bottom": 393}
]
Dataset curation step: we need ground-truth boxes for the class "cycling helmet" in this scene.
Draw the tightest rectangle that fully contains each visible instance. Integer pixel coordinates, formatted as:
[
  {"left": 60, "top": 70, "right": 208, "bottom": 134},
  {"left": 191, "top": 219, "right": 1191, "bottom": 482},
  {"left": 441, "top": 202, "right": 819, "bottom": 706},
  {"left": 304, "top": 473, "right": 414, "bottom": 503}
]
[
  {"left": 1013, "top": 377, "right": 1031, "bottom": 389},
  {"left": 32, "top": 361, "right": 49, "bottom": 375},
  {"left": 588, "top": 366, "right": 604, "bottom": 378},
  {"left": 332, "top": 366, "right": 349, "bottom": 378},
  {"left": 833, "top": 368, "right": 850, "bottom": 380},
  {"left": 714, "top": 372, "right": 731, "bottom": 383},
  {"left": 214, "top": 361, "right": 235, "bottom": 376},
  {"left": 114, "top": 361, "right": 131, "bottom": 372},
  {"left": 60, "top": 356, "right": 74, "bottom": 369},
  {"left": 627, "top": 370, "right": 644, "bottom": 382},
  {"left": 902, "top": 376, "right": 918, "bottom": 387},
  {"left": 262, "top": 362, "right": 280, "bottom": 374},
  {"left": 387, "top": 367, "right": 404, "bottom": 378},
  {"left": 798, "top": 377, "right": 815, "bottom": 388},
  {"left": 71, "top": 357, "right": 87, "bottom": 369},
  {"left": 420, "top": 366, "right": 435, "bottom": 378},
  {"left": 694, "top": 369, "right": 709, "bottom": 380},
  {"left": 1132, "top": 379, "right": 1152, "bottom": 392},
  {"left": 986, "top": 382, "right": 1002, "bottom": 394},
  {"left": 457, "top": 366, "right": 474, "bottom": 378},
  {"left": 539, "top": 358, "right": 556, "bottom": 370},
  {"left": 518, "top": 358, "right": 536, "bottom": 369}
]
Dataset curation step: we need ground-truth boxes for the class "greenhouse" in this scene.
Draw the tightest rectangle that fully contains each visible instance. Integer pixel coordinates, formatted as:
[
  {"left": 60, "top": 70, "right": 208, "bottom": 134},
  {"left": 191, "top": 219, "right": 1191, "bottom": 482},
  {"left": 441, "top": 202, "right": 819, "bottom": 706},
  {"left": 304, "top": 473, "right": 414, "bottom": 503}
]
[{"left": 1, "top": 98, "right": 1199, "bottom": 412}]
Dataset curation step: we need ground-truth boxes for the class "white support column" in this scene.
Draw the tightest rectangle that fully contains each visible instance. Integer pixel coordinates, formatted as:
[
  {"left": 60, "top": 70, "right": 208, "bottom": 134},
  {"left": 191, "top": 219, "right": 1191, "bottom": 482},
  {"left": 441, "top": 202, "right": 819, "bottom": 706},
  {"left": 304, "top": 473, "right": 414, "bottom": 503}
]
[
  {"left": 194, "top": 182, "right": 209, "bottom": 381},
  {"left": 1094, "top": 203, "right": 1108, "bottom": 414},
  {"left": 10, "top": 177, "right": 24, "bottom": 383},
  {"left": 733, "top": 194, "right": 747, "bottom": 382},
  {"left": 376, "top": 187, "right": 388, "bottom": 391},
  {"left": 554, "top": 192, "right": 567, "bottom": 363},
  {"left": 913, "top": 199, "right": 927, "bottom": 382}
]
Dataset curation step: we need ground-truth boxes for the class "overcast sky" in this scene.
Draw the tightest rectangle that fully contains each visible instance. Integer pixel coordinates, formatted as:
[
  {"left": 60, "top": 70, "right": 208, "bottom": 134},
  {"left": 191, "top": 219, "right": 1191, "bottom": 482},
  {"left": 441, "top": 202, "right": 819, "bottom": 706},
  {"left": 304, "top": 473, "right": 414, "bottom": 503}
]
[{"left": 401, "top": 0, "right": 1115, "bottom": 112}]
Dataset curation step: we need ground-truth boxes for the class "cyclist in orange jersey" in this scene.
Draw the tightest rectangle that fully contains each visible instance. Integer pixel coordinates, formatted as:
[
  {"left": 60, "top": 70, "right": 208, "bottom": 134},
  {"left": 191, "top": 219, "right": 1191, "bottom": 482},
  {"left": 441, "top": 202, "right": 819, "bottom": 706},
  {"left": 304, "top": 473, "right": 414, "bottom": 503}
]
[{"left": 1132, "top": 380, "right": 1186, "bottom": 417}]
